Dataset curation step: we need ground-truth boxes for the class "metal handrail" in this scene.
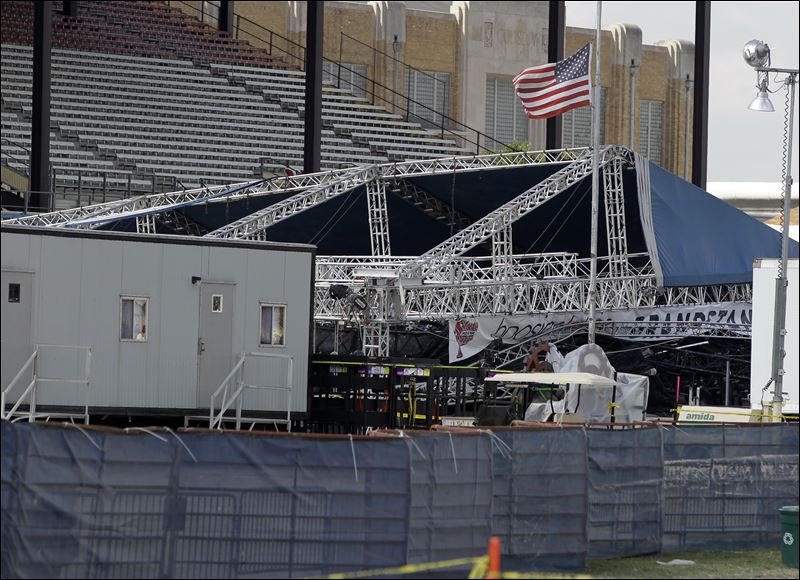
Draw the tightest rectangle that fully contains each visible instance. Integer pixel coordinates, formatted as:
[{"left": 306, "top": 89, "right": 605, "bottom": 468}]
[
  {"left": 172, "top": 0, "right": 504, "bottom": 153},
  {"left": 1, "top": 344, "right": 91, "bottom": 424},
  {"left": 1, "top": 349, "right": 38, "bottom": 420},
  {"left": 209, "top": 352, "right": 294, "bottom": 430},
  {"left": 1, "top": 137, "right": 31, "bottom": 157},
  {"left": 209, "top": 352, "right": 246, "bottom": 426},
  {"left": 339, "top": 31, "right": 449, "bottom": 93},
  {"left": 1, "top": 138, "right": 32, "bottom": 172}
]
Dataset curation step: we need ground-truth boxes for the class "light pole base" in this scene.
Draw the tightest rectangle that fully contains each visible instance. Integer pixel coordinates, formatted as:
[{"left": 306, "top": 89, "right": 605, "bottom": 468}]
[{"left": 762, "top": 400, "right": 784, "bottom": 423}]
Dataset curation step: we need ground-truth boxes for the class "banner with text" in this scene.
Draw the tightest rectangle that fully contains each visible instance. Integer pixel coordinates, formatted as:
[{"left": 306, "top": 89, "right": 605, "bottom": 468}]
[{"left": 449, "top": 303, "right": 752, "bottom": 362}]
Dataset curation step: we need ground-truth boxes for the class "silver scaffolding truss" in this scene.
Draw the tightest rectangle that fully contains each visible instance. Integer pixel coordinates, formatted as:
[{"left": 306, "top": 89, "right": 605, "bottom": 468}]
[
  {"left": 2, "top": 148, "right": 584, "bottom": 229},
  {"left": 3, "top": 146, "right": 753, "bottom": 358}
]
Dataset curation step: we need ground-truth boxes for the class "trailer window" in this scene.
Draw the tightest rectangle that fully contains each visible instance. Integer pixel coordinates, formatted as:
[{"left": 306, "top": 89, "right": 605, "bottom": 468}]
[
  {"left": 260, "top": 304, "right": 286, "bottom": 346},
  {"left": 8, "top": 283, "right": 20, "bottom": 303},
  {"left": 121, "top": 297, "right": 148, "bottom": 341}
]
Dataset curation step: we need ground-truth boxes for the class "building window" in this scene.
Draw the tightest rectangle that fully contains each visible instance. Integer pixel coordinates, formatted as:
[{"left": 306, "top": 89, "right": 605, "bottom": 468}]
[
  {"left": 407, "top": 70, "right": 450, "bottom": 128},
  {"left": 485, "top": 77, "right": 529, "bottom": 151},
  {"left": 562, "top": 87, "right": 605, "bottom": 148},
  {"left": 260, "top": 304, "right": 286, "bottom": 346},
  {"left": 323, "top": 61, "right": 368, "bottom": 99},
  {"left": 121, "top": 297, "right": 148, "bottom": 341},
  {"left": 8, "top": 283, "right": 20, "bottom": 303},
  {"left": 201, "top": 1, "right": 219, "bottom": 26},
  {"left": 639, "top": 100, "right": 663, "bottom": 164},
  {"left": 212, "top": 294, "right": 223, "bottom": 313}
]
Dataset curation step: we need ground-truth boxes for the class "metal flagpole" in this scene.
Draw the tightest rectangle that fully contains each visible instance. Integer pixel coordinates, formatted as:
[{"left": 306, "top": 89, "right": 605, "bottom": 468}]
[{"left": 588, "top": 0, "right": 602, "bottom": 343}]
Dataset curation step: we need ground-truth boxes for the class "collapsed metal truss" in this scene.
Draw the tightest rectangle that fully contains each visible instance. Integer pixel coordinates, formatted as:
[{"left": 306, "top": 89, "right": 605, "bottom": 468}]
[
  {"left": 400, "top": 146, "right": 633, "bottom": 279},
  {"left": 389, "top": 179, "right": 472, "bottom": 231},
  {"left": 485, "top": 318, "right": 752, "bottom": 370},
  {"left": 205, "top": 166, "right": 379, "bottom": 240},
  {"left": 4, "top": 148, "right": 581, "bottom": 230},
  {"left": 2, "top": 179, "right": 272, "bottom": 228},
  {"left": 2, "top": 146, "right": 753, "bottom": 358}
]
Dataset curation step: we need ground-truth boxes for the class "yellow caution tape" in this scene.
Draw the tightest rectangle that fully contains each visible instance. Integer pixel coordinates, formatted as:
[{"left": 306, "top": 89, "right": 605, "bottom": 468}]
[
  {"left": 396, "top": 412, "right": 430, "bottom": 421},
  {"left": 468, "top": 556, "right": 488, "bottom": 579},
  {"left": 311, "top": 555, "right": 591, "bottom": 579},
  {"left": 499, "top": 574, "right": 592, "bottom": 579},
  {"left": 315, "top": 556, "right": 484, "bottom": 579}
]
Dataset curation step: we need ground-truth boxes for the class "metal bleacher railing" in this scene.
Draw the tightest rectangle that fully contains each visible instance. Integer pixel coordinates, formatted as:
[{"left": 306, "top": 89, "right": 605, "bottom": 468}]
[{"left": 174, "top": 0, "right": 509, "bottom": 154}]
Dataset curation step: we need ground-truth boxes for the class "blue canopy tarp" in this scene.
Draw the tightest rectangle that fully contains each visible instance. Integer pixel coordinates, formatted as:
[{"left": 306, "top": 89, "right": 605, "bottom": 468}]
[{"left": 639, "top": 158, "right": 799, "bottom": 287}]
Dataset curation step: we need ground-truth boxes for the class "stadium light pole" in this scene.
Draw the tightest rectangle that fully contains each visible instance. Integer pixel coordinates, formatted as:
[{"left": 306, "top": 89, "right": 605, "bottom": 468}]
[
  {"left": 684, "top": 74, "right": 692, "bottom": 180},
  {"left": 743, "top": 39, "right": 798, "bottom": 422},
  {"left": 587, "top": 1, "right": 602, "bottom": 344}
]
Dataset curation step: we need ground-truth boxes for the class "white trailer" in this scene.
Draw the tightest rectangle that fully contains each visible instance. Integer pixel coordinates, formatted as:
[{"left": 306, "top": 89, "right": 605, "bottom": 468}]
[
  {"left": 750, "top": 258, "right": 799, "bottom": 416},
  {"left": 1, "top": 226, "right": 315, "bottom": 426}
]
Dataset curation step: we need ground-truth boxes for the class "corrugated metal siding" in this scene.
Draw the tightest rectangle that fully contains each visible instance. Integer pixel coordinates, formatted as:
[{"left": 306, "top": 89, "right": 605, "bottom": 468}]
[{"left": 1, "top": 231, "right": 312, "bottom": 414}]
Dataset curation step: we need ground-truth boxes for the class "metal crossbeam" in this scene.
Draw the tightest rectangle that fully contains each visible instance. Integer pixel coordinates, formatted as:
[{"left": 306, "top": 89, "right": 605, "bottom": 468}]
[
  {"left": 205, "top": 165, "right": 379, "bottom": 239},
  {"left": 366, "top": 177, "right": 391, "bottom": 256},
  {"left": 388, "top": 148, "right": 584, "bottom": 178},
  {"left": 401, "top": 146, "right": 633, "bottom": 279},
  {"left": 398, "top": 268, "right": 751, "bottom": 320}
]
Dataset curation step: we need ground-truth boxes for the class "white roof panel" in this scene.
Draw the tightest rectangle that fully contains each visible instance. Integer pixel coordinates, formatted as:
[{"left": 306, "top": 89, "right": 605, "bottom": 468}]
[{"left": 485, "top": 372, "right": 617, "bottom": 386}]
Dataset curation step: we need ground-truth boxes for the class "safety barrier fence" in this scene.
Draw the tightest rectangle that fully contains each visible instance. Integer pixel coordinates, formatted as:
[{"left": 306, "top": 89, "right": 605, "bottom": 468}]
[{"left": 0, "top": 420, "right": 797, "bottom": 578}]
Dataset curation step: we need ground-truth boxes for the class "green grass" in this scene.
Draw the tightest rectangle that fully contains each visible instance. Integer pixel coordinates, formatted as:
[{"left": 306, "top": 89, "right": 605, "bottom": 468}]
[{"left": 588, "top": 549, "right": 799, "bottom": 579}]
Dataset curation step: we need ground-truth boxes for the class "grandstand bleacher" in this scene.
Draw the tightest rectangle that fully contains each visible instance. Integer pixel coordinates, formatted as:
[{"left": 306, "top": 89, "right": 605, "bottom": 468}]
[{"left": 1, "top": 1, "right": 472, "bottom": 208}]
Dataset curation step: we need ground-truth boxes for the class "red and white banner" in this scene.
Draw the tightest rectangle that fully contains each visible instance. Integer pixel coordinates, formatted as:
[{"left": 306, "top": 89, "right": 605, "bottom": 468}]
[{"left": 448, "top": 303, "right": 752, "bottom": 362}]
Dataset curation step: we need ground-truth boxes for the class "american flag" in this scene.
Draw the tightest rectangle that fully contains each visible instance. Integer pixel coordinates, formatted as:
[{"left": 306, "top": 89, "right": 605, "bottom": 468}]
[{"left": 513, "top": 43, "right": 592, "bottom": 119}]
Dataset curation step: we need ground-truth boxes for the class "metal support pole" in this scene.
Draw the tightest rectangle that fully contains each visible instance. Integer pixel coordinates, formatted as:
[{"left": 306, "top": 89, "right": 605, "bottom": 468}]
[
  {"left": 366, "top": 177, "right": 392, "bottom": 256},
  {"left": 303, "top": 1, "right": 324, "bottom": 174},
  {"left": 30, "top": 1, "right": 53, "bottom": 209},
  {"left": 692, "top": 1, "right": 710, "bottom": 189},
  {"left": 338, "top": 33, "right": 343, "bottom": 89},
  {"left": 768, "top": 73, "right": 796, "bottom": 422},
  {"left": 684, "top": 74, "right": 692, "bottom": 180},
  {"left": 629, "top": 59, "right": 638, "bottom": 150},
  {"left": 724, "top": 360, "right": 730, "bottom": 406},
  {"left": 218, "top": 0, "right": 233, "bottom": 34},
  {"left": 610, "top": 378, "right": 617, "bottom": 423},
  {"left": 392, "top": 36, "right": 399, "bottom": 114},
  {"left": 588, "top": 2, "right": 602, "bottom": 344},
  {"left": 546, "top": 1, "right": 565, "bottom": 149}
]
